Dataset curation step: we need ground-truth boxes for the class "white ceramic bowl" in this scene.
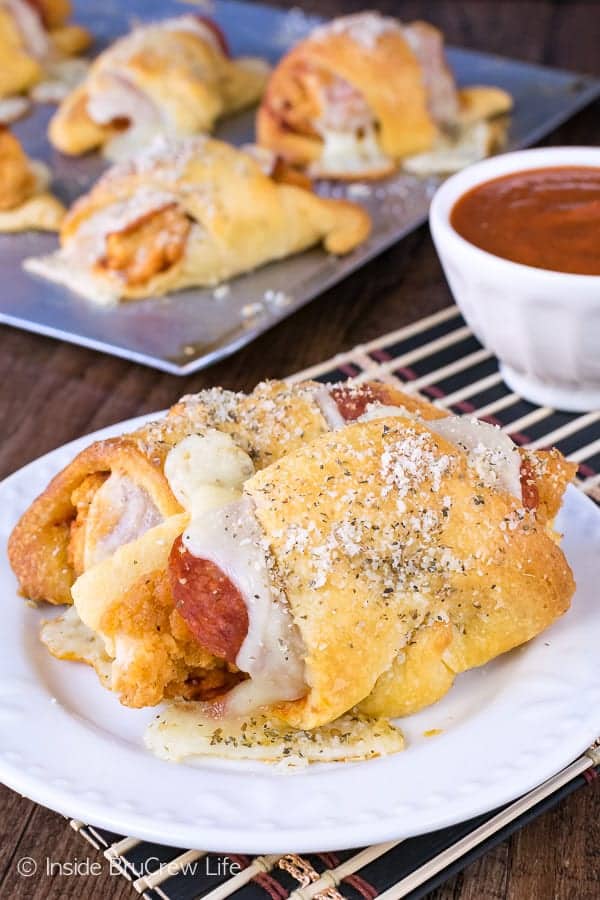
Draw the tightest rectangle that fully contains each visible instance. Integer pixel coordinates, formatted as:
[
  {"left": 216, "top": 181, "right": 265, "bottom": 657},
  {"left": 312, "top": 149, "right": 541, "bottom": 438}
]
[{"left": 429, "top": 147, "right": 600, "bottom": 412}]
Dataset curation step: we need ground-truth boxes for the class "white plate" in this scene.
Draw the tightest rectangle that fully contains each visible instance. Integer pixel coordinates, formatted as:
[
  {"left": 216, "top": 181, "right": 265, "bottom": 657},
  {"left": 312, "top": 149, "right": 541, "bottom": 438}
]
[{"left": 1, "top": 416, "right": 599, "bottom": 853}]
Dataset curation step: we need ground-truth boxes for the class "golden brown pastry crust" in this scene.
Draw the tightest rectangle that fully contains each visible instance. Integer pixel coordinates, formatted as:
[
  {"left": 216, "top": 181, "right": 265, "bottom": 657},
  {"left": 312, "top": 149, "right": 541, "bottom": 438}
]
[
  {"left": 34, "top": 0, "right": 71, "bottom": 30},
  {"left": 0, "top": 4, "right": 44, "bottom": 97},
  {"left": 0, "top": 128, "right": 64, "bottom": 231},
  {"left": 360, "top": 450, "right": 576, "bottom": 719},
  {"left": 0, "top": 127, "right": 36, "bottom": 209},
  {"left": 26, "top": 137, "right": 370, "bottom": 301},
  {"left": 48, "top": 22, "right": 91, "bottom": 57},
  {"left": 48, "top": 17, "right": 267, "bottom": 156}
]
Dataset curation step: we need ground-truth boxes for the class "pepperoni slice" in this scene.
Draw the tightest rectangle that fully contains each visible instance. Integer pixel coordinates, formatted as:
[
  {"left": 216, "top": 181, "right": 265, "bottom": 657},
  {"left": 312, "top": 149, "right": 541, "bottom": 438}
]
[
  {"left": 194, "top": 14, "right": 230, "bottom": 57},
  {"left": 168, "top": 536, "right": 248, "bottom": 664},
  {"left": 520, "top": 457, "right": 539, "bottom": 511},
  {"left": 330, "top": 383, "right": 398, "bottom": 421}
]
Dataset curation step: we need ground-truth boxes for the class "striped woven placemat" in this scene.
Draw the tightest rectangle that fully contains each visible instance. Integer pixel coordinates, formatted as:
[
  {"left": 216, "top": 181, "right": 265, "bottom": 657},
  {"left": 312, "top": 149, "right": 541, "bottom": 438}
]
[{"left": 71, "top": 304, "right": 600, "bottom": 899}]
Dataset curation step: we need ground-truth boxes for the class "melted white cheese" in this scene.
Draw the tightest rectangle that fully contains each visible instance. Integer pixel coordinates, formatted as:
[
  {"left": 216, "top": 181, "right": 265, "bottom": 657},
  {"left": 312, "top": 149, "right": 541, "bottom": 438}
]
[
  {"left": 165, "top": 431, "right": 254, "bottom": 516},
  {"left": 359, "top": 403, "right": 418, "bottom": 423},
  {"left": 86, "top": 73, "right": 166, "bottom": 162},
  {"left": 402, "top": 121, "right": 496, "bottom": 176},
  {"left": 83, "top": 472, "right": 163, "bottom": 569},
  {"left": 40, "top": 606, "right": 113, "bottom": 687},
  {"left": 183, "top": 497, "right": 306, "bottom": 715},
  {"left": 30, "top": 58, "right": 90, "bottom": 104},
  {"left": 310, "top": 124, "right": 392, "bottom": 177},
  {"left": 0, "top": 95, "right": 30, "bottom": 123},
  {"left": 164, "top": 431, "right": 307, "bottom": 715},
  {"left": 23, "top": 252, "right": 120, "bottom": 305},
  {"left": 428, "top": 417, "right": 522, "bottom": 499},
  {"left": 145, "top": 705, "right": 404, "bottom": 765},
  {"left": 313, "top": 384, "right": 346, "bottom": 430}
]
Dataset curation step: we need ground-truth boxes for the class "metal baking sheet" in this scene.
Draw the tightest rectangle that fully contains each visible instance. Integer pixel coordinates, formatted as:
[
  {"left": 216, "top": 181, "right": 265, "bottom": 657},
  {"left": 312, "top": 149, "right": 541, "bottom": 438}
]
[{"left": 2, "top": 0, "right": 599, "bottom": 374}]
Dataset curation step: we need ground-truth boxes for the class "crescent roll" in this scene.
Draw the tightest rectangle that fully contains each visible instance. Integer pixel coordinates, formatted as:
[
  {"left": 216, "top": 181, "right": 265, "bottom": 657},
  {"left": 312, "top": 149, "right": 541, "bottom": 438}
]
[
  {"left": 0, "top": 0, "right": 90, "bottom": 99},
  {"left": 23, "top": 135, "right": 371, "bottom": 302},
  {"left": 256, "top": 12, "right": 512, "bottom": 179},
  {"left": 0, "top": 127, "right": 64, "bottom": 231},
  {"left": 48, "top": 15, "right": 268, "bottom": 159}
]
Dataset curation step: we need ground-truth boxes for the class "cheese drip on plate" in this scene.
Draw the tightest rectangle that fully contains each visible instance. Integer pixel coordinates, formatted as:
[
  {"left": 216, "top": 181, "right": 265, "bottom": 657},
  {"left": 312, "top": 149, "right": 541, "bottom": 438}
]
[
  {"left": 165, "top": 431, "right": 307, "bottom": 716},
  {"left": 145, "top": 704, "right": 404, "bottom": 765}
]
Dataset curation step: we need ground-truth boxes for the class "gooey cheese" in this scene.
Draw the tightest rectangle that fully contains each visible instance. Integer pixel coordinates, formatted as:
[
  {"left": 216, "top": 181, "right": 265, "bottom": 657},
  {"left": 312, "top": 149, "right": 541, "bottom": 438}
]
[
  {"left": 82, "top": 472, "right": 163, "bottom": 569},
  {"left": 145, "top": 704, "right": 404, "bottom": 765},
  {"left": 87, "top": 74, "right": 167, "bottom": 162},
  {"left": 311, "top": 124, "right": 393, "bottom": 178},
  {"left": 165, "top": 431, "right": 307, "bottom": 716}
]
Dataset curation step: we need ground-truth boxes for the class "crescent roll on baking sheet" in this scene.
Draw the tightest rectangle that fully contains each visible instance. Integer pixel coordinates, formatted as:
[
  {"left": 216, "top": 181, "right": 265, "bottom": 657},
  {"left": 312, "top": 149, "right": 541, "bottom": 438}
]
[
  {"left": 48, "top": 14, "right": 269, "bottom": 159},
  {"left": 256, "top": 11, "right": 512, "bottom": 179},
  {"left": 0, "top": 0, "right": 91, "bottom": 99},
  {"left": 8, "top": 381, "right": 440, "bottom": 709},
  {"left": 23, "top": 135, "right": 371, "bottom": 302},
  {"left": 0, "top": 127, "right": 64, "bottom": 231}
]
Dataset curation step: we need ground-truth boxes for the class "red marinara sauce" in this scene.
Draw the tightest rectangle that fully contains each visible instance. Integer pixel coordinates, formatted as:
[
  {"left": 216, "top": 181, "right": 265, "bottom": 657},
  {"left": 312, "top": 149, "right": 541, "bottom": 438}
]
[{"left": 450, "top": 166, "right": 600, "bottom": 276}]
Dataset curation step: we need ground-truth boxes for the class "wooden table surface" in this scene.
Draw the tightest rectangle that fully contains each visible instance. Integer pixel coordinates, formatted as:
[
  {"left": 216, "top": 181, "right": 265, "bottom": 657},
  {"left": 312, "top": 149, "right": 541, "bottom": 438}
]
[{"left": 1, "top": 1, "right": 599, "bottom": 897}]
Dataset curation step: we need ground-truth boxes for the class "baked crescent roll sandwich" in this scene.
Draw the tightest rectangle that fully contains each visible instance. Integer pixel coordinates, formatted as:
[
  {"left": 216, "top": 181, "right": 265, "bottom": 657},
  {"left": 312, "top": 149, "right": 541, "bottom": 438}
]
[
  {"left": 256, "top": 12, "right": 512, "bottom": 179},
  {"left": 23, "top": 135, "right": 371, "bottom": 302},
  {"left": 12, "top": 378, "right": 575, "bottom": 728},
  {"left": 9, "top": 380, "right": 435, "bottom": 708},
  {"left": 47, "top": 14, "right": 268, "bottom": 159},
  {"left": 0, "top": 127, "right": 64, "bottom": 231},
  {"left": 0, "top": 0, "right": 91, "bottom": 99}
]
